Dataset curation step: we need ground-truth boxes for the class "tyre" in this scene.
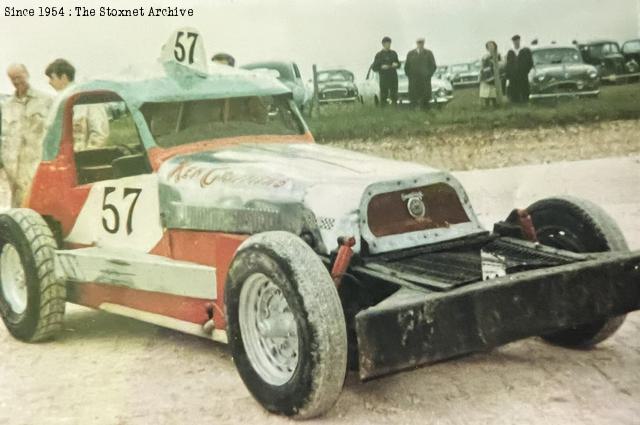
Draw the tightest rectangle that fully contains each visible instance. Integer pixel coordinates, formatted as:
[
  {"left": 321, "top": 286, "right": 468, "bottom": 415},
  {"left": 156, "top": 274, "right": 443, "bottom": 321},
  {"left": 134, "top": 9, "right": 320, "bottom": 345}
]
[
  {"left": 519, "top": 196, "right": 627, "bottom": 347},
  {"left": 225, "top": 231, "right": 347, "bottom": 419},
  {"left": 0, "top": 209, "right": 65, "bottom": 342}
]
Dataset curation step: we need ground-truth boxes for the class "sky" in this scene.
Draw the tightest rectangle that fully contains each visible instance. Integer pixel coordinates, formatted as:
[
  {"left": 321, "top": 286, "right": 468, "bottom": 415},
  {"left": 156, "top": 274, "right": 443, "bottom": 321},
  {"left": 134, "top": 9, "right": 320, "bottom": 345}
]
[{"left": 0, "top": 0, "right": 638, "bottom": 94}]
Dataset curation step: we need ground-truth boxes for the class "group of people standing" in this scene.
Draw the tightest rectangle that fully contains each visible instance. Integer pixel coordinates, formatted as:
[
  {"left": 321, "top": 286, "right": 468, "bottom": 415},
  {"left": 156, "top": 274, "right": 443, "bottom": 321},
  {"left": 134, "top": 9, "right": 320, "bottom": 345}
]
[
  {"left": 0, "top": 59, "right": 109, "bottom": 207},
  {"left": 479, "top": 34, "right": 534, "bottom": 107},
  {"left": 372, "top": 36, "right": 437, "bottom": 109},
  {"left": 371, "top": 34, "right": 535, "bottom": 109}
]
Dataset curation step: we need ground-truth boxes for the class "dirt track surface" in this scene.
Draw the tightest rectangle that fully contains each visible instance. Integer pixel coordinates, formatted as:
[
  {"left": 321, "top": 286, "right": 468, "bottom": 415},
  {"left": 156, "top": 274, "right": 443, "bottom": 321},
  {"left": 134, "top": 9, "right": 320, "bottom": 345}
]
[
  {"left": 1, "top": 156, "right": 639, "bottom": 425},
  {"left": 328, "top": 119, "right": 640, "bottom": 171}
]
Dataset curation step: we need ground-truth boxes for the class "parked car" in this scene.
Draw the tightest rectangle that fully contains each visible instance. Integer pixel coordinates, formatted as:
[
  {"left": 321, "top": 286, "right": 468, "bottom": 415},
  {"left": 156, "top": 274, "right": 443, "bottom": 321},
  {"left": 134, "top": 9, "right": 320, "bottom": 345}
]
[
  {"left": 578, "top": 40, "right": 640, "bottom": 82},
  {"left": 359, "top": 62, "right": 454, "bottom": 106},
  {"left": 529, "top": 45, "right": 600, "bottom": 99},
  {"left": 314, "top": 69, "right": 360, "bottom": 104},
  {"left": 2, "top": 29, "right": 639, "bottom": 421},
  {"left": 242, "top": 60, "right": 312, "bottom": 112},
  {"left": 434, "top": 65, "right": 451, "bottom": 82},
  {"left": 448, "top": 61, "right": 481, "bottom": 87},
  {"left": 621, "top": 39, "right": 640, "bottom": 81}
]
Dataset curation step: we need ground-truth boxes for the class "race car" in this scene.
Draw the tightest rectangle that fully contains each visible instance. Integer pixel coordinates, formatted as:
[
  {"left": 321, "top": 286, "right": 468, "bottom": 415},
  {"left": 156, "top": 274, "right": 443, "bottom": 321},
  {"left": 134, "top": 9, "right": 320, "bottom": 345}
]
[{"left": 1, "top": 29, "right": 639, "bottom": 420}]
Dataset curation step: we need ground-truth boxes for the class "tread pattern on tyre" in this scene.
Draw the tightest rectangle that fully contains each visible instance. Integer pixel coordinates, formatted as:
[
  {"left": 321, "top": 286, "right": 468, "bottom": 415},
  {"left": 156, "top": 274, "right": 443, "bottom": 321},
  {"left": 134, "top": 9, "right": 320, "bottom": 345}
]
[
  {"left": 525, "top": 196, "right": 628, "bottom": 346},
  {"left": 2, "top": 209, "right": 65, "bottom": 342},
  {"left": 231, "top": 231, "right": 348, "bottom": 419}
]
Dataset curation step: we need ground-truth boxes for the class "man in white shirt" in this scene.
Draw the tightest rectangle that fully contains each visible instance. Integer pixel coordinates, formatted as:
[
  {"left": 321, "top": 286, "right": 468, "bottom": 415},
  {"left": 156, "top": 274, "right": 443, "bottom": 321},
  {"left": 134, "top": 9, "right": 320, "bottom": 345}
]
[
  {"left": 45, "top": 58, "right": 109, "bottom": 150},
  {"left": 1, "top": 64, "right": 53, "bottom": 207}
]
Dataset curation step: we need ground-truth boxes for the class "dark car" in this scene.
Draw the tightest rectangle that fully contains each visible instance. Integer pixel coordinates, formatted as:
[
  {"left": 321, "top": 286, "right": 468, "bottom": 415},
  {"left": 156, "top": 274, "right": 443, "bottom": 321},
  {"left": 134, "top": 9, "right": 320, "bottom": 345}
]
[
  {"left": 578, "top": 40, "right": 639, "bottom": 82},
  {"left": 448, "top": 61, "right": 480, "bottom": 87},
  {"left": 315, "top": 69, "right": 359, "bottom": 104},
  {"left": 621, "top": 39, "right": 640, "bottom": 78},
  {"left": 529, "top": 45, "right": 600, "bottom": 99}
]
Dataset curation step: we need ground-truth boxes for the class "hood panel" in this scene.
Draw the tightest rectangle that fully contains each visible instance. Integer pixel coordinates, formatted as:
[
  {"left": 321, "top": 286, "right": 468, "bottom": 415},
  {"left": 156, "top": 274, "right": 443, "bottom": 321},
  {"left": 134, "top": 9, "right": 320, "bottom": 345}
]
[
  {"left": 534, "top": 63, "right": 595, "bottom": 79},
  {"left": 157, "top": 143, "right": 483, "bottom": 254}
]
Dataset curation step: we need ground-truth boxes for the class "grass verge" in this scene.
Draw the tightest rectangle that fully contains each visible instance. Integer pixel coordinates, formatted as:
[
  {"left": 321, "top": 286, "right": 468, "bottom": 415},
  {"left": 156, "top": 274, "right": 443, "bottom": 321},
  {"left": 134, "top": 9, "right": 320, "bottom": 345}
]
[{"left": 308, "top": 83, "right": 640, "bottom": 142}]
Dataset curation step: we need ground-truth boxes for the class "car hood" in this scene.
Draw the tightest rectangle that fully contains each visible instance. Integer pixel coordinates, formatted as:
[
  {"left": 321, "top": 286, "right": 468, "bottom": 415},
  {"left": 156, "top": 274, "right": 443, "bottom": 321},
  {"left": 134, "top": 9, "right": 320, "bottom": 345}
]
[
  {"left": 318, "top": 81, "right": 356, "bottom": 90},
  {"left": 533, "top": 63, "right": 596, "bottom": 79},
  {"left": 453, "top": 71, "right": 478, "bottom": 78},
  {"left": 157, "top": 142, "right": 481, "bottom": 254}
]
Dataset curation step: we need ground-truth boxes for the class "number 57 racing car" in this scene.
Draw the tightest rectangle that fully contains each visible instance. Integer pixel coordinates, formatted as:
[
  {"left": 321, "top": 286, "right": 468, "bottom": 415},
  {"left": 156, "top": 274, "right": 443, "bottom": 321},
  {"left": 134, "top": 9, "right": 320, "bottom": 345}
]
[{"left": 1, "top": 30, "right": 639, "bottom": 420}]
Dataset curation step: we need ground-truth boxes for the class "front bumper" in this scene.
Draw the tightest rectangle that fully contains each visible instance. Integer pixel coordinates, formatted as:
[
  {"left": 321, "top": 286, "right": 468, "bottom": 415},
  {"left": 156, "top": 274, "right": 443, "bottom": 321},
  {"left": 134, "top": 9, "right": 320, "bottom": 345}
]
[
  {"left": 600, "top": 72, "right": 640, "bottom": 82},
  {"left": 530, "top": 89, "right": 600, "bottom": 99},
  {"left": 397, "top": 91, "right": 453, "bottom": 104},
  {"left": 356, "top": 250, "right": 640, "bottom": 380},
  {"left": 318, "top": 96, "right": 359, "bottom": 104}
]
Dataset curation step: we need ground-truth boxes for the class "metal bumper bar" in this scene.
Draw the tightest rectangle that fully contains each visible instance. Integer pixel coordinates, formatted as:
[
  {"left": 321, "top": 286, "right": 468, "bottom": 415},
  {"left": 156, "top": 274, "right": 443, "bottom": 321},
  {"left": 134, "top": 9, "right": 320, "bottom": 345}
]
[
  {"left": 530, "top": 90, "right": 600, "bottom": 99},
  {"left": 356, "top": 250, "right": 640, "bottom": 380}
]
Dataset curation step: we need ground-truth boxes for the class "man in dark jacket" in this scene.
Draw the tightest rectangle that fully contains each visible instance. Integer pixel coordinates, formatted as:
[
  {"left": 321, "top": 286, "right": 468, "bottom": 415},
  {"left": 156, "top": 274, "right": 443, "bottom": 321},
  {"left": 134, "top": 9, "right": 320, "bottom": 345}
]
[
  {"left": 404, "top": 37, "right": 437, "bottom": 109},
  {"left": 372, "top": 36, "right": 400, "bottom": 106},
  {"left": 506, "top": 35, "right": 534, "bottom": 103}
]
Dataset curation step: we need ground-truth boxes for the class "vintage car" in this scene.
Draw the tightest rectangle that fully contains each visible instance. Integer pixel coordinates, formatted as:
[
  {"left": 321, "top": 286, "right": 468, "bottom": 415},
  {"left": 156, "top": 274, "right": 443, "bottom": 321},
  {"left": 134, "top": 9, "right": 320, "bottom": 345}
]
[
  {"left": 448, "top": 61, "right": 481, "bottom": 87},
  {"left": 360, "top": 62, "right": 454, "bottom": 106},
  {"left": 241, "top": 60, "right": 312, "bottom": 112},
  {"left": 578, "top": 39, "right": 640, "bottom": 82},
  {"left": 529, "top": 45, "right": 600, "bottom": 99},
  {"left": 621, "top": 39, "right": 640, "bottom": 80},
  {"left": 1, "top": 29, "right": 639, "bottom": 420},
  {"left": 434, "top": 65, "right": 451, "bottom": 82},
  {"left": 314, "top": 69, "right": 359, "bottom": 104}
]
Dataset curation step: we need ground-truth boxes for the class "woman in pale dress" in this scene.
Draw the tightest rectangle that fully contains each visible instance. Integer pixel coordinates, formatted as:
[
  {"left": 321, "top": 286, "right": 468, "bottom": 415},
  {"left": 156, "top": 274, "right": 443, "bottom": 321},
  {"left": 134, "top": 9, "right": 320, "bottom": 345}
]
[{"left": 479, "top": 41, "right": 503, "bottom": 107}]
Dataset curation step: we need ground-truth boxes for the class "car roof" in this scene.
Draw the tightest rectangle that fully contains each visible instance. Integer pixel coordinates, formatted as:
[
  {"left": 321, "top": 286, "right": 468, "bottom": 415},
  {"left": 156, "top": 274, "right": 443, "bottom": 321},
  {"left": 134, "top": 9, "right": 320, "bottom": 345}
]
[
  {"left": 531, "top": 45, "right": 580, "bottom": 51},
  {"left": 317, "top": 69, "right": 353, "bottom": 74},
  {"left": 66, "top": 65, "right": 291, "bottom": 109},
  {"left": 578, "top": 39, "right": 620, "bottom": 46}
]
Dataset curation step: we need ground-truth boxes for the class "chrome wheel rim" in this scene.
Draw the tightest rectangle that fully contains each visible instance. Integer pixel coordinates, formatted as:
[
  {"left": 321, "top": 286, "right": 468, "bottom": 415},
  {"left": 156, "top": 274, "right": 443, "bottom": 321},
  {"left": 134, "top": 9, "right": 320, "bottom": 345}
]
[
  {"left": 0, "top": 244, "right": 27, "bottom": 314},
  {"left": 239, "top": 273, "right": 299, "bottom": 386}
]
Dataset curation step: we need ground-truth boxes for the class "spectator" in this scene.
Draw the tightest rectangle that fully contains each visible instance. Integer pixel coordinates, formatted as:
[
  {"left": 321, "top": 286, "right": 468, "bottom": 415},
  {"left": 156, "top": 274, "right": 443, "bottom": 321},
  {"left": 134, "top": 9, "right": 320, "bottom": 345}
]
[
  {"left": 372, "top": 36, "right": 400, "bottom": 107},
  {"left": 404, "top": 37, "right": 437, "bottom": 110},
  {"left": 505, "top": 35, "right": 534, "bottom": 103},
  {"left": 1, "top": 64, "right": 53, "bottom": 207},
  {"left": 45, "top": 58, "right": 109, "bottom": 150},
  {"left": 479, "top": 41, "right": 503, "bottom": 107}
]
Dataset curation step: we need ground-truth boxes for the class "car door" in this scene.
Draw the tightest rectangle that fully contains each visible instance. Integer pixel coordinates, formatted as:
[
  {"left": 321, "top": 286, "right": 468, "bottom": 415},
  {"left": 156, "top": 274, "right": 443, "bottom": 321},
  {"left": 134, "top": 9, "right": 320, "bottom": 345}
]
[{"left": 30, "top": 92, "right": 163, "bottom": 253}]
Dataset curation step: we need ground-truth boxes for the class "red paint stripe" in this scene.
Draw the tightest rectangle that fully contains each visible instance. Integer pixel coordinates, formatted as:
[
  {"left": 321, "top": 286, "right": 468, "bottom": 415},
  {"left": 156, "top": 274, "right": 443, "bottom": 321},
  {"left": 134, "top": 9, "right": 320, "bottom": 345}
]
[{"left": 68, "top": 282, "right": 212, "bottom": 325}]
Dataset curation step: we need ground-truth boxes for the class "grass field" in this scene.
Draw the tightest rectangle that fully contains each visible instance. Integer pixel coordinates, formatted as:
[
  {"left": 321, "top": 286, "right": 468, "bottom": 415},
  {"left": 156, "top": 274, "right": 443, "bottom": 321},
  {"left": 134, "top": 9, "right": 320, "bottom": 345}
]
[{"left": 308, "top": 83, "right": 640, "bottom": 142}]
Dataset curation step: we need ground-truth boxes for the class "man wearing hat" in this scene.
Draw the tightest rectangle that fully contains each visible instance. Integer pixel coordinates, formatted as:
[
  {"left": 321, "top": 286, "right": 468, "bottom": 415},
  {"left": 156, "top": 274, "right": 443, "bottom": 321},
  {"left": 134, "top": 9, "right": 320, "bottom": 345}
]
[
  {"left": 404, "top": 37, "right": 437, "bottom": 110},
  {"left": 372, "top": 36, "right": 400, "bottom": 106},
  {"left": 505, "top": 35, "right": 533, "bottom": 103}
]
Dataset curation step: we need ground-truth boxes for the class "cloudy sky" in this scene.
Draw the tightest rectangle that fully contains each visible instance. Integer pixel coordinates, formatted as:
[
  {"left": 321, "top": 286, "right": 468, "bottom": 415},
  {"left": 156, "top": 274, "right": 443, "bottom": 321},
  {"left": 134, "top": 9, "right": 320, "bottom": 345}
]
[{"left": 0, "top": 0, "right": 638, "bottom": 93}]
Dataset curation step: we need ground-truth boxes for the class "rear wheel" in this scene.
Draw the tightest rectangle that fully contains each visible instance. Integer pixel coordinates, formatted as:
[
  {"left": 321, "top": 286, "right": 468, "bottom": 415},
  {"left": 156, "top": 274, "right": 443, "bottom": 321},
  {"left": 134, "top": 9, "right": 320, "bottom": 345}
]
[
  {"left": 0, "top": 209, "right": 65, "bottom": 342},
  {"left": 225, "top": 231, "right": 347, "bottom": 419},
  {"left": 521, "top": 196, "right": 627, "bottom": 347}
]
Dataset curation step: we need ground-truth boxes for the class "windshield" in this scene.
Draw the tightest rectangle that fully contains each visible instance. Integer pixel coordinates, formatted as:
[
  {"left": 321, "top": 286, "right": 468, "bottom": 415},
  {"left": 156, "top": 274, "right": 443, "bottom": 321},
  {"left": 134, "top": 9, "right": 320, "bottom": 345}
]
[
  {"left": 623, "top": 40, "right": 640, "bottom": 53},
  {"left": 141, "top": 95, "right": 303, "bottom": 148},
  {"left": 317, "top": 70, "right": 354, "bottom": 82},
  {"left": 451, "top": 64, "right": 470, "bottom": 73},
  {"left": 589, "top": 43, "right": 621, "bottom": 58},
  {"left": 533, "top": 48, "right": 582, "bottom": 65}
]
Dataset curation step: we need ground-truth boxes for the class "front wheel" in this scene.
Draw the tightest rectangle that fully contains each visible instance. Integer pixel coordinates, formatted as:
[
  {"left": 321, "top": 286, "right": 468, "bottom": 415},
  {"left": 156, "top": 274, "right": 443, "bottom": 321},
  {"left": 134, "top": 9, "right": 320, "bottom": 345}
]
[
  {"left": 517, "top": 196, "right": 627, "bottom": 347},
  {"left": 0, "top": 209, "right": 65, "bottom": 342},
  {"left": 225, "top": 231, "right": 347, "bottom": 419}
]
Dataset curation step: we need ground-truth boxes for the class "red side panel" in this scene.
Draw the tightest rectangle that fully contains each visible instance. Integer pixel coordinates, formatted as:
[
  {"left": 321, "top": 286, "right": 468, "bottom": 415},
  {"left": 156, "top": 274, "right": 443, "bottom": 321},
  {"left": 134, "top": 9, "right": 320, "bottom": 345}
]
[
  {"left": 69, "top": 230, "right": 246, "bottom": 329},
  {"left": 68, "top": 283, "right": 211, "bottom": 324},
  {"left": 166, "top": 230, "right": 247, "bottom": 329}
]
